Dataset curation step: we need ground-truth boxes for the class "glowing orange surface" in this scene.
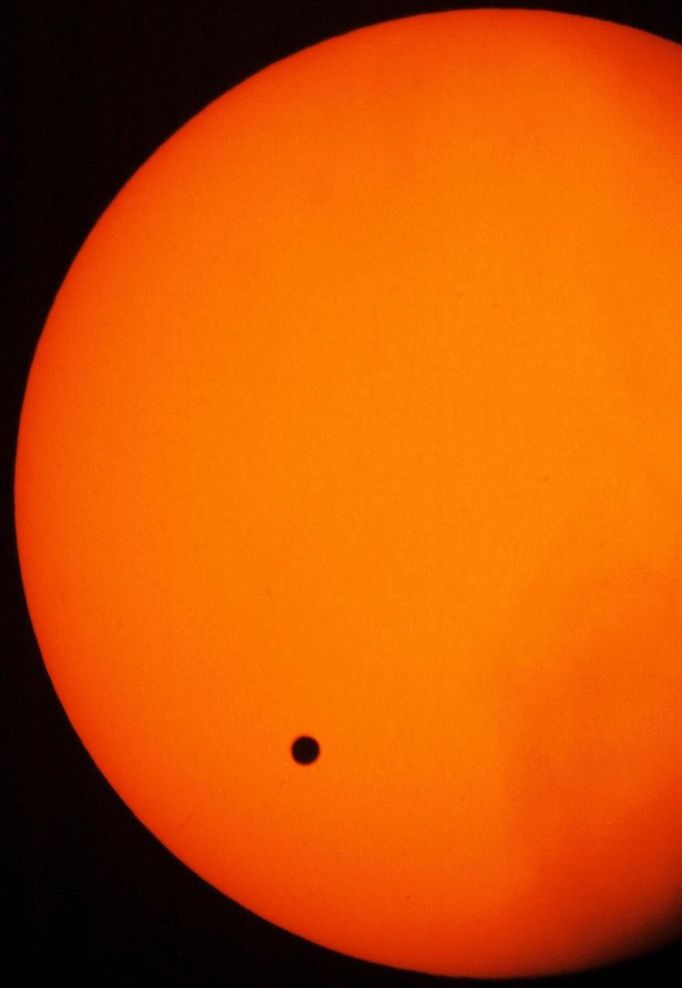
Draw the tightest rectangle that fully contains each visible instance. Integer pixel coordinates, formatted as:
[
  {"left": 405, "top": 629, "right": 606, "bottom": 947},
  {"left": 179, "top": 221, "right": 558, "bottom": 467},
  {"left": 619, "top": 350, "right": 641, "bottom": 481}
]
[{"left": 14, "top": 9, "right": 682, "bottom": 979}]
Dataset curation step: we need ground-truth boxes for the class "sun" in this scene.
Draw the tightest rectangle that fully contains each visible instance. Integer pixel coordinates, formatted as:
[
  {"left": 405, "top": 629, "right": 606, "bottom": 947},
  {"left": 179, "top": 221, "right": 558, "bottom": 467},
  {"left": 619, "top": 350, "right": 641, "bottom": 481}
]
[{"left": 14, "top": 8, "right": 682, "bottom": 979}]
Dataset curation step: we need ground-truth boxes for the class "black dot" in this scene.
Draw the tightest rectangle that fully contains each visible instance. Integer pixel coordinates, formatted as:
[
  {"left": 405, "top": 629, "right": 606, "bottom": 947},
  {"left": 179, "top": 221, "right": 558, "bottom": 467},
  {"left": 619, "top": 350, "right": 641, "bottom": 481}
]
[{"left": 291, "top": 735, "right": 320, "bottom": 764}]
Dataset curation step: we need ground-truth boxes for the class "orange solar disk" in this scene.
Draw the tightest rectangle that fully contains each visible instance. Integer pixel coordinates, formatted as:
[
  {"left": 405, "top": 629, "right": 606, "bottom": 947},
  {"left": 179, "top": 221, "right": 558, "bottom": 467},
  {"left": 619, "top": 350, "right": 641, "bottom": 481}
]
[{"left": 14, "top": 8, "right": 682, "bottom": 979}]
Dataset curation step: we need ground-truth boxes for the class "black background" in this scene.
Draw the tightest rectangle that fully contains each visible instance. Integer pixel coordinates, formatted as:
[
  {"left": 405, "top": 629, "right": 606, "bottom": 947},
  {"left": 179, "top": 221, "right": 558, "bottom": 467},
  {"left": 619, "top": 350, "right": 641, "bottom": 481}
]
[{"left": 4, "top": 1, "right": 682, "bottom": 985}]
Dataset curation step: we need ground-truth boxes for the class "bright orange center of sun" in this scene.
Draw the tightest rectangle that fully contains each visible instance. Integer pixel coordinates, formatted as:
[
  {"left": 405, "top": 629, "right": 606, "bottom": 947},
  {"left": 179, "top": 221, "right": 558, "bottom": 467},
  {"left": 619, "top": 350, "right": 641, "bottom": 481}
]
[{"left": 14, "top": 8, "right": 682, "bottom": 979}]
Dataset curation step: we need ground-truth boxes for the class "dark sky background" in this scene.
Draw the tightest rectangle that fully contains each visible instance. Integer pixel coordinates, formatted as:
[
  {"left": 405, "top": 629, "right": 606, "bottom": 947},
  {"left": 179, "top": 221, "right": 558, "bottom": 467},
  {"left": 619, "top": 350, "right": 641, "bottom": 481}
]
[{"left": 4, "top": 1, "right": 682, "bottom": 985}]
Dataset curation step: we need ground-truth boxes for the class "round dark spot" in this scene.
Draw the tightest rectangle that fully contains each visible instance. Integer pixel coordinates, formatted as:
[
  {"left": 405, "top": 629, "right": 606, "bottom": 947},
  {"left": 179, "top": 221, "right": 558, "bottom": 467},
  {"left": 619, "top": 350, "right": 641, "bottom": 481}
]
[{"left": 291, "top": 735, "right": 320, "bottom": 764}]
